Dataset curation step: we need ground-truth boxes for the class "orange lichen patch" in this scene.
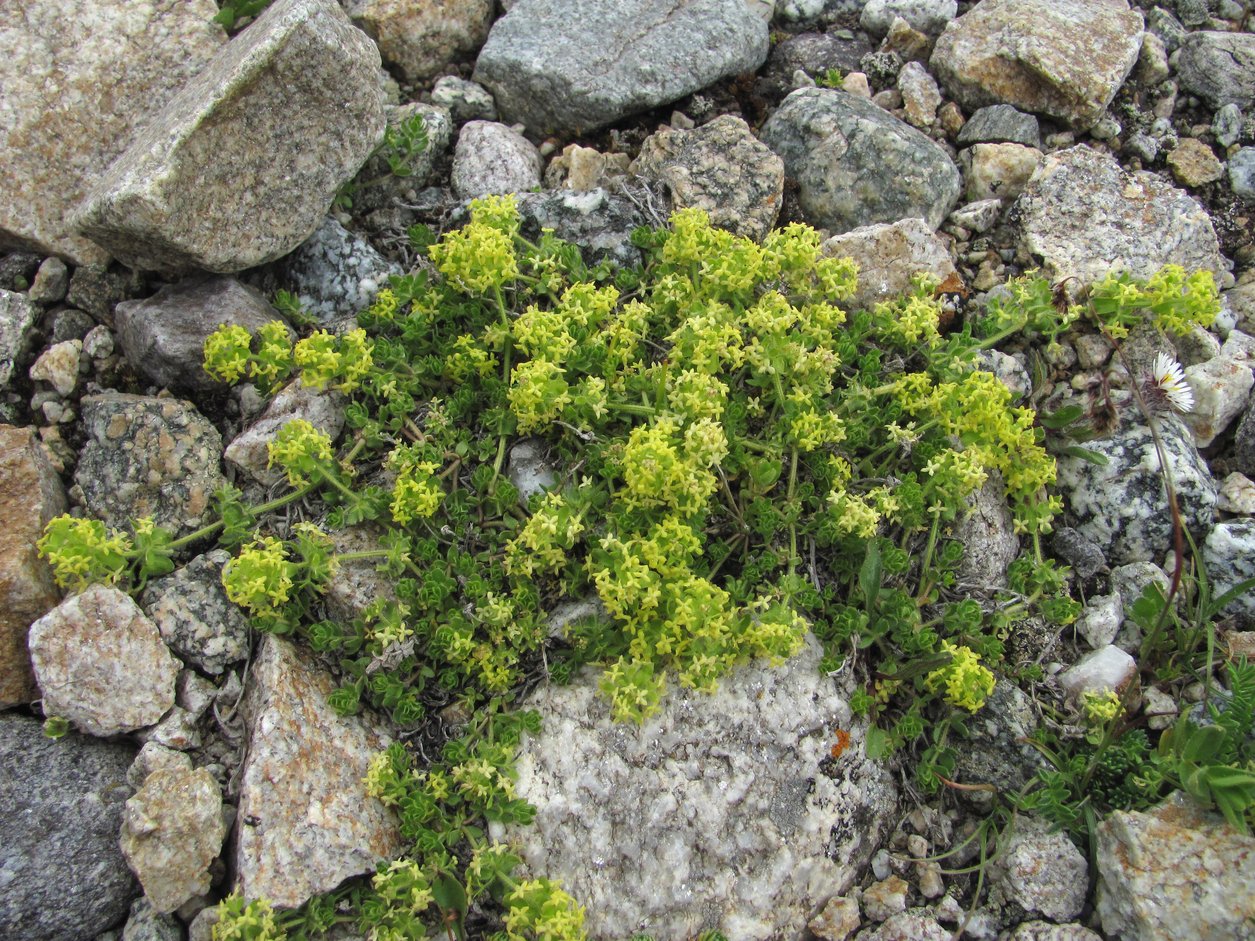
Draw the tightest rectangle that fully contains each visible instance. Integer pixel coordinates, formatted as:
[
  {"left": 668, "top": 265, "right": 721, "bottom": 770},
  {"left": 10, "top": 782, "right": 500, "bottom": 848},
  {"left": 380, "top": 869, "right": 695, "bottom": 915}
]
[{"left": 830, "top": 727, "right": 851, "bottom": 759}]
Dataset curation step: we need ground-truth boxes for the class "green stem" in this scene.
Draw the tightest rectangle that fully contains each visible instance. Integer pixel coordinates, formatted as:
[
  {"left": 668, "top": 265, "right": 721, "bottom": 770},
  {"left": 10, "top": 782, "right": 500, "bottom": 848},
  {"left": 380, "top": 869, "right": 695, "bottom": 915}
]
[
  {"left": 606, "top": 402, "right": 657, "bottom": 418},
  {"left": 787, "top": 447, "right": 799, "bottom": 580}
]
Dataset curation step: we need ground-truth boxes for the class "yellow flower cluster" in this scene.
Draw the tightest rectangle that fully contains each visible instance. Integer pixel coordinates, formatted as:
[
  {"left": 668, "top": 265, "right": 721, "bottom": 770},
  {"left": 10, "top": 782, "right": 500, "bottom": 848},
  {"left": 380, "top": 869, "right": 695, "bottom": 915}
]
[
  {"left": 925, "top": 640, "right": 996, "bottom": 712},
  {"left": 504, "top": 492, "right": 584, "bottom": 578},
  {"left": 428, "top": 196, "right": 520, "bottom": 294}
]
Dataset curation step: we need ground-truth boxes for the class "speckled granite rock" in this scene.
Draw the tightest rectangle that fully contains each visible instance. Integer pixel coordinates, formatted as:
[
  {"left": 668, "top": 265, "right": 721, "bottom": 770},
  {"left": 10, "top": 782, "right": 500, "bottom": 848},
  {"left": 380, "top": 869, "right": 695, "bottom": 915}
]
[
  {"left": 432, "top": 76, "right": 498, "bottom": 123},
  {"left": 952, "top": 472, "right": 1020, "bottom": 588},
  {"left": 76, "top": 393, "right": 225, "bottom": 537},
  {"left": 632, "top": 115, "right": 784, "bottom": 241},
  {"left": 325, "top": 525, "right": 397, "bottom": 621},
  {"left": 0, "top": 425, "right": 65, "bottom": 707},
  {"left": 452, "top": 120, "right": 543, "bottom": 199},
  {"left": 930, "top": 0, "right": 1143, "bottom": 131},
  {"left": 1177, "top": 31, "right": 1255, "bottom": 110},
  {"left": 1016, "top": 147, "right": 1222, "bottom": 289},
  {"left": 473, "top": 0, "right": 769, "bottom": 135},
  {"left": 1096, "top": 791, "right": 1255, "bottom": 940},
  {"left": 515, "top": 189, "right": 647, "bottom": 270},
  {"left": 860, "top": 0, "right": 956, "bottom": 36},
  {"left": 115, "top": 276, "right": 288, "bottom": 394},
  {"left": 74, "top": 0, "right": 386, "bottom": 273},
  {"left": 272, "top": 217, "right": 400, "bottom": 324},
  {"left": 120, "top": 754, "right": 229, "bottom": 913},
  {"left": 1006, "top": 924, "right": 1103, "bottom": 941},
  {"left": 953, "top": 681, "right": 1048, "bottom": 795},
  {"left": 760, "top": 87, "right": 962, "bottom": 234},
  {"left": 0, "top": 713, "right": 138, "bottom": 941},
  {"left": 340, "top": 0, "right": 492, "bottom": 83},
  {"left": 1182, "top": 354, "right": 1254, "bottom": 449},
  {"left": 855, "top": 912, "right": 951, "bottom": 941},
  {"left": 0, "top": 0, "right": 223, "bottom": 265},
  {"left": 141, "top": 551, "right": 252, "bottom": 675},
  {"left": 990, "top": 817, "right": 1088, "bottom": 921},
  {"left": 956, "top": 104, "right": 1041, "bottom": 148},
  {"left": 820, "top": 217, "right": 959, "bottom": 310},
  {"left": 964, "top": 142, "right": 1042, "bottom": 202},
  {"left": 0, "top": 290, "right": 39, "bottom": 390},
  {"left": 1202, "top": 519, "right": 1255, "bottom": 621},
  {"left": 29, "top": 584, "right": 180, "bottom": 737},
  {"left": 233, "top": 635, "right": 404, "bottom": 908},
  {"left": 224, "top": 379, "right": 346, "bottom": 487},
  {"left": 119, "top": 898, "right": 182, "bottom": 941},
  {"left": 496, "top": 635, "right": 896, "bottom": 940}
]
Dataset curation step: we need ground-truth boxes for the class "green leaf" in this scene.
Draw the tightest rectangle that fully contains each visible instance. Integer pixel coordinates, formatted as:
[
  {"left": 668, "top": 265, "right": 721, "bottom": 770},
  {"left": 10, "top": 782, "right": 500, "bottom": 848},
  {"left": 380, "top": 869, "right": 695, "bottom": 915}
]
[
  {"left": 859, "top": 541, "right": 882, "bottom": 613},
  {"left": 1182, "top": 725, "right": 1226, "bottom": 763},
  {"left": 432, "top": 871, "right": 469, "bottom": 918},
  {"left": 1038, "top": 404, "right": 1085, "bottom": 429},
  {"left": 1060, "top": 445, "right": 1109, "bottom": 465},
  {"left": 864, "top": 725, "right": 892, "bottom": 759}
]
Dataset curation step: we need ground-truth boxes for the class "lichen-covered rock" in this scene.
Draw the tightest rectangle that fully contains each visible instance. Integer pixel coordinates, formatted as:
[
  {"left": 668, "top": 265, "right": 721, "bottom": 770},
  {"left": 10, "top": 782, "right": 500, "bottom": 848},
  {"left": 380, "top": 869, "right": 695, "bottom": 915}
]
[
  {"left": 862, "top": 875, "right": 909, "bottom": 921},
  {"left": 224, "top": 379, "right": 345, "bottom": 487},
  {"left": 1202, "top": 519, "right": 1255, "bottom": 621},
  {"left": 1177, "top": 31, "right": 1255, "bottom": 110},
  {"left": 545, "top": 144, "right": 631, "bottom": 192},
  {"left": 956, "top": 104, "right": 1041, "bottom": 148},
  {"left": 340, "top": 0, "right": 492, "bottom": 84},
  {"left": 964, "top": 142, "right": 1042, "bottom": 202},
  {"left": 120, "top": 759, "right": 229, "bottom": 913},
  {"left": 28, "top": 584, "right": 180, "bottom": 737},
  {"left": 1055, "top": 410, "right": 1216, "bottom": 564},
  {"left": 860, "top": 0, "right": 956, "bottom": 36},
  {"left": 929, "top": 0, "right": 1143, "bottom": 130},
  {"left": 233, "top": 635, "right": 404, "bottom": 908},
  {"left": 821, "top": 217, "right": 959, "bottom": 311},
  {"left": 760, "top": 87, "right": 962, "bottom": 234},
  {"left": 74, "top": 0, "right": 386, "bottom": 273},
  {"left": 76, "top": 393, "right": 225, "bottom": 537},
  {"left": 0, "top": 290, "right": 38, "bottom": 390},
  {"left": 631, "top": 115, "right": 784, "bottom": 241},
  {"left": 120, "top": 897, "right": 182, "bottom": 941},
  {"left": 141, "top": 551, "right": 252, "bottom": 675},
  {"left": 1016, "top": 146, "right": 1222, "bottom": 289},
  {"left": 473, "top": 0, "right": 769, "bottom": 135},
  {"left": 451, "top": 120, "right": 543, "bottom": 199},
  {"left": 855, "top": 912, "right": 952, "bottom": 941},
  {"left": 0, "top": 0, "right": 224, "bottom": 265},
  {"left": 497, "top": 636, "right": 896, "bottom": 940},
  {"left": 1096, "top": 791, "right": 1255, "bottom": 940},
  {"left": 0, "top": 425, "right": 65, "bottom": 707},
  {"left": 1006, "top": 924, "right": 1103, "bottom": 941},
  {"left": 515, "top": 189, "right": 647, "bottom": 270},
  {"left": 809, "top": 895, "right": 861, "bottom": 941},
  {"left": 0, "top": 713, "right": 138, "bottom": 941},
  {"left": 28, "top": 340, "right": 80, "bottom": 398},
  {"left": 115, "top": 276, "right": 288, "bottom": 394},
  {"left": 431, "top": 76, "right": 498, "bottom": 123},
  {"left": 990, "top": 817, "right": 1088, "bottom": 921},
  {"left": 952, "top": 681, "right": 1048, "bottom": 795},
  {"left": 1166, "top": 138, "right": 1224, "bottom": 188},
  {"left": 271, "top": 217, "right": 401, "bottom": 325}
]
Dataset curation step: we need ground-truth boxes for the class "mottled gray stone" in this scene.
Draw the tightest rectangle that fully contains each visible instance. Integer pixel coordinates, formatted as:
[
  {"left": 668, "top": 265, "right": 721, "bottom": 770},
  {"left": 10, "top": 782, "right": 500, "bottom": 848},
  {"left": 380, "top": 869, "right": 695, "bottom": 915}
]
[
  {"left": 631, "top": 115, "right": 784, "bottom": 241},
  {"left": 1178, "top": 31, "right": 1255, "bottom": 110},
  {"left": 964, "top": 143, "right": 1042, "bottom": 202},
  {"left": 1182, "top": 354, "right": 1254, "bottom": 448},
  {"left": 1228, "top": 147, "right": 1255, "bottom": 201},
  {"left": 762, "top": 32, "right": 873, "bottom": 99},
  {"left": 508, "top": 439, "right": 557, "bottom": 503},
  {"left": 66, "top": 265, "right": 146, "bottom": 326},
  {"left": 115, "top": 276, "right": 288, "bottom": 393},
  {"left": 0, "top": 713, "right": 138, "bottom": 941},
  {"left": 948, "top": 198, "right": 1003, "bottom": 234},
  {"left": 224, "top": 380, "right": 346, "bottom": 487},
  {"left": 234, "top": 635, "right": 404, "bottom": 908},
  {"left": 515, "top": 189, "right": 646, "bottom": 270},
  {"left": 120, "top": 898, "right": 182, "bottom": 941},
  {"left": 76, "top": 394, "right": 225, "bottom": 537},
  {"left": 1006, "top": 923, "right": 1103, "bottom": 941},
  {"left": 860, "top": 0, "right": 957, "bottom": 36},
  {"left": 0, "top": 0, "right": 224, "bottom": 266},
  {"left": 953, "top": 681, "right": 1048, "bottom": 795},
  {"left": 496, "top": 636, "right": 896, "bottom": 940},
  {"left": 760, "top": 87, "right": 962, "bottom": 233},
  {"left": 991, "top": 817, "right": 1088, "bottom": 921},
  {"left": 1049, "top": 526, "right": 1110, "bottom": 581},
  {"left": 336, "top": 102, "right": 454, "bottom": 218},
  {"left": 0, "top": 289, "right": 39, "bottom": 390},
  {"left": 1017, "top": 146, "right": 1223, "bottom": 290},
  {"left": 821, "top": 217, "right": 958, "bottom": 310},
  {"left": 473, "top": 0, "right": 770, "bottom": 135},
  {"left": 432, "top": 76, "right": 498, "bottom": 123},
  {"left": 29, "top": 584, "right": 180, "bottom": 737},
  {"left": 1234, "top": 397, "right": 1255, "bottom": 476},
  {"left": 897, "top": 61, "right": 942, "bottom": 128},
  {"left": 930, "top": 0, "right": 1144, "bottom": 130},
  {"left": 28, "top": 257, "right": 69, "bottom": 305},
  {"left": 273, "top": 218, "right": 400, "bottom": 324},
  {"left": 325, "top": 525, "right": 397, "bottom": 622},
  {"left": 952, "top": 472, "right": 1020, "bottom": 588},
  {"left": 75, "top": 0, "right": 386, "bottom": 273},
  {"left": 451, "top": 121, "right": 543, "bottom": 199},
  {"left": 856, "top": 912, "right": 951, "bottom": 941},
  {"left": 1202, "top": 519, "right": 1255, "bottom": 620},
  {"left": 1096, "top": 792, "right": 1255, "bottom": 940},
  {"left": 340, "top": 0, "right": 492, "bottom": 83},
  {"left": 142, "top": 551, "right": 252, "bottom": 676},
  {"left": 1076, "top": 593, "right": 1124, "bottom": 649}
]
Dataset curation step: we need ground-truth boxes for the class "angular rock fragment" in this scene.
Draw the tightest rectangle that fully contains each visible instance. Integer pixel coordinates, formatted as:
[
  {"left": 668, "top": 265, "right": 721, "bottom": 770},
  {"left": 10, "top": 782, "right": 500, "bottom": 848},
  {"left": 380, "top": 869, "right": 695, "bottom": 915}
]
[
  {"left": 1182, "top": 354, "right": 1254, "bottom": 449},
  {"left": 820, "top": 217, "right": 958, "bottom": 310},
  {"left": 141, "top": 551, "right": 252, "bottom": 676},
  {"left": 75, "top": 0, "right": 386, "bottom": 273},
  {"left": 990, "top": 817, "right": 1088, "bottom": 921},
  {"left": 225, "top": 380, "right": 345, "bottom": 487},
  {"left": 340, "top": 0, "right": 493, "bottom": 84},
  {"left": 452, "top": 120, "right": 543, "bottom": 199},
  {"left": 0, "top": 290, "right": 39, "bottom": 390},
  {"left": 1202, "top": 519, "right": 1255, "bottom": 621},
  {"left": 1177, "top": 31, "right": 1255, "bottom": 110}
]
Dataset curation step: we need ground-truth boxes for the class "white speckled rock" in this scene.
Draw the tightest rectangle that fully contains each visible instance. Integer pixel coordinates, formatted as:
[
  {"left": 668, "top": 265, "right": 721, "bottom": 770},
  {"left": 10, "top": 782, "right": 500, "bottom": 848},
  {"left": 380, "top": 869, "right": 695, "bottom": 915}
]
[
  {"left": 496, "top": 636, "right": 896, "bottom": 940},
  {"left": 1217, "top": 472, "right": 1255, "bottom": 515},
  {"left": 28, "top": 585, "right": 180, "bottom": 737},
  {"left": 224, "top": 379, "right": 345, "bottom": 487},
  {"left": 1076, "top": 593, "right": 1124, "bottom": 649},
  {"left": 452, "top": 121, "right": 543, "bottom": 199},
  {"left": 1202, "top": 519, "right": 1255, "bottom": 620},
  {"left": 820, "top": 217, "right": 959, "bottom": 310},
  {"left": 861, "top": 0, "right": 956, "bottom": 36},
  {"left": 990, "top": 817, "right": 1088, "bottom": 921},
  {"left": 233, "top": 635, "right": 404, "bottom": 908},
  {"left": 273, "top": 217, "right": 401, "bottom": 325},
  {"left": 0, "top": 291, "right": 38, "bottom": 391},
  {"left": 141, "top": 552, "right": 251, "bottom": 676},
  {"left": 1182, "top": 355, "right": 1254, "bottom": 449}
]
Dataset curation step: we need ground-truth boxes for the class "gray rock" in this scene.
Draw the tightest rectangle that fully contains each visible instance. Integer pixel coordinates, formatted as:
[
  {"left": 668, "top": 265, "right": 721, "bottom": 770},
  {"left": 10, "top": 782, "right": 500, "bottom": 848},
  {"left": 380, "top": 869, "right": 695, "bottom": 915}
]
[
  {"left": 234, "top": 635, "right": 404, "bottom": 908},
  {"left": 760, "top": 87, "right": 962, "bottom": 233},
  {"left": 120, "top": 764, "right": 229, "bottom": 913},
  {"left": 28, "top": 257, "right": 70, "bottom": 305},
  {"left": 1016, "top": 146, "right": 1223, "bottom": 290},
  {"left": 224, "top": 379, "right": 346, "bottom": 487},
  {"left": 29, "top": 584, "right": 181, "bottom": 737},
  {"left": 325, "top": 525, "right": 397, "bottom": 622},
  {"left": 1049, "top": 527, "right": 1109, "bottom": 580},
  {"left": 1059, "top": 644, "right": 1138, "bottom": 706},
  {"left": 1202, "top": 519, "right": 1255, "bottom": 620},
  {"left": 75, "top": 0, "right": 386, "bottom": 273},
  {"left": 497, "top": 636, "right": 895, "bottom": 940},
  {"left": 115, "top": 276, "right": 287, "bottom": 393},
  {"left": 1096, "top": 791, "right": 1255, "bottom": 940},
  {"left": 0, "top": 713, "right": 139, "bottom": 941},
  {"left": 1182, "top": 354, "right": 1254, "bottom": 448},
  {"left": 0, "top": 290, "right": 39, "bottom": 390},
  {"left": 820, "top": 217, "right": 959, "bottom": 310},
  {"left": 990, "top": 817, "right": 1088, "bottom": 921},
  {"left": 1055, "top": 410, "right": 1216, "bottom": 564},
  {"left": 451, "top": 121, "right": 543, "bottom": 199},
  {"left": 431, "top": 76, "right": 498, "bottom": 123},
  {"left": 953, "top": 473, "right": 1020, "bottom": 588},
  {"left": 29, "top": 340, "right": 81, "bottom": 398},
  {"left": 340, "top": 0, "right": 492, "bottom": 84},
  {"left": 0, "top": 0, "right": 224, "bottom": 266},
  {"left": 508, "top": 439, "right": 557, "bottom": 503},
  {"left": 953, "top": 681, "right": 1048, "bottom": 795},
  {"left": 949, "top": 198, "right": 1003, "bottom": 234},
  {"left": 515, "top": 188, "right": 647, "bottom": 270},
  {"left": 1217, "top": 471, "right": 1255, "bottom": 515},
  {"left": 1229, "top": 147, "right": 1255, "bottom": 201},
  {"left": 1076, "top": 593, "right": 1124, "bottom": 649},
  {"left": 860, "top": 0, "right": 956, "bottom": 36},
  {"left": 964, "top": 142, "right": 1042, "bottom": 202},
  {"left": 473, "top": 0, "right": 769, "bottom": 135},
  {"left": 763, "top": 32, "right": 873, "bottom": 99},
  {"left": 930, "top": 0, "right": 1144, "bottom": 131},
  {"left": 76, "top": 393, "right": 226, "bottom": 537},
  {"left": 1178, "top": 31, "right": 1255, "bottom": 110},
  {"left": 1215, "top": 104, "right": 1245, "bottom": 149},
  {"left": 1146, "top": 7, "right": 1188, "bottom": 53},
  {"left": 897, "top": 61, "right": 942, "bottom": 128},
  {"left": 855, "top": 912, "right": 952, "bottom": 941},
  {"left": 1006, "top": 923, "right": 1103, "bottom": 941},
  {"left": 273, "top": 218, "right": 400, "bottom": 324},
  {"left": 121, "top": 898, "right": 182, "bottom": 941},
  {"left": 67, "top": 265, "right": 146, "bottom": 326},
  {"left": 631, "top": 115, "right": 785, "bottom": 241},
  {"left": 141, "top": 551, "right": 252, "bottom": 676},
  {"left": 1232, "top": 405, "right": 1255, "bottom": 476}
]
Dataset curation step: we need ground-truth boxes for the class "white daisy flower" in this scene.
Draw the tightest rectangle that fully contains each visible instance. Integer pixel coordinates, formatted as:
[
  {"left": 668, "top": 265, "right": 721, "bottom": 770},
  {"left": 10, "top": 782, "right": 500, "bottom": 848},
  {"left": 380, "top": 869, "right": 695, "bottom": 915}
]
[{"left": 1148, "top": 351, "right": 1194, "bottom": 414}]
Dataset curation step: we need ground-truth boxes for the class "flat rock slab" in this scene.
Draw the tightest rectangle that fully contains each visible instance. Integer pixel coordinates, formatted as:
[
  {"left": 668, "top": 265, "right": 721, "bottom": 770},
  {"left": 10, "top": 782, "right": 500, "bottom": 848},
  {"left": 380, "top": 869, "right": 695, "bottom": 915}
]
[
  {"left": 473, "top": 0, "right": 770, "bottom": 135},
  {"left": 0, "top": 425, "right": 65, "bottom": 707},
  {"left": 75, "top": 0, "right": 385, "bottom": 273},
  {"left": 498, "top": 636, "right": 896, "bottom": 940},
  {"left": 0, "top": 713, "right": 138, "bottom": 941},
  {"left": 234, "top": 635, "right": 404, "bottom": 908},
  {"left": 760, "top": 87, "right": 962, "bottom": 234},
  {"left": 1016, "top": 146, "right": 1222, "bottom": 289},
  {"left": 1177, "top": 31, "right": 1255, "bottom": 110},
  {"left": 930, "top": 0, "right": 1143, "bottom": 130},
  {"left": 0, "top": 0, "right": 224, "bottom": 265}
]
